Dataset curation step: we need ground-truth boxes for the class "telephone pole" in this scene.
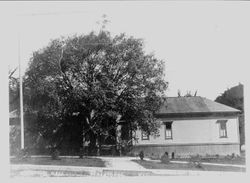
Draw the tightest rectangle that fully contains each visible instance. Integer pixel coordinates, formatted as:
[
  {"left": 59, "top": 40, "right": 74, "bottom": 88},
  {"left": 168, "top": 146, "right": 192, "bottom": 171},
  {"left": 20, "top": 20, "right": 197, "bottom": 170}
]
[{"left": 18, "top": 36, "right": 24, "bottom": 149}]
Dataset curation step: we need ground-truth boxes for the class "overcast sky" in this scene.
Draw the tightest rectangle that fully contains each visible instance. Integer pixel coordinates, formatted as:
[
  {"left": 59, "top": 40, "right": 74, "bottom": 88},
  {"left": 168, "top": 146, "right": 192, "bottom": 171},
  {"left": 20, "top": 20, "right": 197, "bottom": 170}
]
[{"left": 2, "top": 1, "right": 250, "bottom": 100}]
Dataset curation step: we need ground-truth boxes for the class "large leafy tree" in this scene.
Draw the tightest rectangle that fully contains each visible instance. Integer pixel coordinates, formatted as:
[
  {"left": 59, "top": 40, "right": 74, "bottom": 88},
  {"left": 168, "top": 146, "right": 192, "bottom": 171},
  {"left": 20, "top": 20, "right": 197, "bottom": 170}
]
[{"left": 24, "top": 31, "right": 168, "bottom": 154}]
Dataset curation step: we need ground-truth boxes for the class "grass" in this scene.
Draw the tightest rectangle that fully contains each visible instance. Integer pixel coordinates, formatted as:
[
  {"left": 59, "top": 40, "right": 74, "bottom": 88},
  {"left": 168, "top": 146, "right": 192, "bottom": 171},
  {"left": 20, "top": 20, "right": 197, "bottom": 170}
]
[
  {"left": 174, "top": 157, "right": 246, "bottom": 165},
  {"left": 10, "top": 156, "right": 106, "bottom": 167},
  {"left": 133, "top": 160, "right": 246, "bottom": 172},
  {"left": 149, "top": 155, "right": 246, "bottom": 165},
  {"left": 10, "top": 169, "right": 91, "bottom": 177}
]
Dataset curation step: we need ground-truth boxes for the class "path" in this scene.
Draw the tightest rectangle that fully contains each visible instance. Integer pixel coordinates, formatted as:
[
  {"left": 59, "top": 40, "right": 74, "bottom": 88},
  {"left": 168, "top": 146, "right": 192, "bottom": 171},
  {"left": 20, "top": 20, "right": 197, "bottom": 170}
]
[
  {"left": 10, "top": 157, "right": 151, "bottom": 177},
  {"left": 99, "top": 156, "right": 146, "bottom": 170}
]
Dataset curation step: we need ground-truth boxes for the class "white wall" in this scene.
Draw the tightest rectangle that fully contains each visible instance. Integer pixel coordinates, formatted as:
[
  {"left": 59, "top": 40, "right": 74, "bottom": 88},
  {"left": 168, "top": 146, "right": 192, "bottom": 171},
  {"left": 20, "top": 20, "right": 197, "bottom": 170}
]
[{"left": 134, "top": 117, "right": 239, "bottom": 145}]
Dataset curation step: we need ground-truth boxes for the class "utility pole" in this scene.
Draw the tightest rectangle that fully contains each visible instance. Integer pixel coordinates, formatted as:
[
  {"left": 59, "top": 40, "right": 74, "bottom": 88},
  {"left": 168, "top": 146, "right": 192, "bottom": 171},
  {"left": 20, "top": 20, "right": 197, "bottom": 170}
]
[{"left": 18, "top": 36, "right": 24, "bottom": 149}]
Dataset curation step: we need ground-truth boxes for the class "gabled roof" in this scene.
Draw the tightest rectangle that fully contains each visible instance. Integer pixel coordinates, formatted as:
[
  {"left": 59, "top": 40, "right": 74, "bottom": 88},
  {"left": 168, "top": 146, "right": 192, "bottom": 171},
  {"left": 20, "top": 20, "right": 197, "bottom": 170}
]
[{"left": 157, "top": 96, "right": 240, "bottom": 116}]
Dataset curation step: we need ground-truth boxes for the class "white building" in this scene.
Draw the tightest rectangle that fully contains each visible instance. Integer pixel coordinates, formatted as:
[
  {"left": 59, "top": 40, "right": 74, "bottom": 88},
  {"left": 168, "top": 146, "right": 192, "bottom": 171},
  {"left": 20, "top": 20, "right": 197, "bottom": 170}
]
[{"left": 131, "top": 96, "right": 241, "bottom": 158}]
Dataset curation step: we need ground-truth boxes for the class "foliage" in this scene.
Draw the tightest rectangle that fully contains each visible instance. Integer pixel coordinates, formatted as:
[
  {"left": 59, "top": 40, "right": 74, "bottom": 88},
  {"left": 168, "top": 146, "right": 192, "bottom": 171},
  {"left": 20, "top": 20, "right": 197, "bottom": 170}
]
[
  {"left": 16, "top": 148, "right": 30, "bottom": 160},
  {"left": 9, "top": 126, "right": 21, "bottom": 155},
  {"left": 189, "top": 155, "right": 203, "bottom": 169},
  {"left": 79, "top": 147, "right": 84, "bottom": 159},
  {"left": 51, "top": 149, "right": 61, "bottom": 160},
  {"left": 23, "top": 30, "right": 168, "bottom": 154},
  {"left": 215, "top": 84, "right": 244, "bottom": 111},
  {"left": 160, "top": 152, "right": 170, "bottom": 164},
  {"left": 139, "top": 151, "right": 144, "bottom": 160},
  {"left": 9, "top": 68, "right": 20, "bottom": 112},
  {"left": 177, "top": 89, "right": 197, "bottom": 97},
  {"left": 189, "top": 154, "right": 202, "bottom": 162}
]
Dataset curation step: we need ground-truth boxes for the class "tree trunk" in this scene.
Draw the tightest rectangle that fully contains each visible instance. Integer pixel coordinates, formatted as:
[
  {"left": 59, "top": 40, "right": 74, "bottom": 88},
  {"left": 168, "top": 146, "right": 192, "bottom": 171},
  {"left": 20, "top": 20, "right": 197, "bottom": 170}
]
[
  {"left": 88, "top": 131, "right": 97, "bottom": 155},
  {"left": 96, "top": 134, "right": 101, "bottom": 156},
  {"left": 80, "top": 121, "right": 84, "bottom": 149},
  {"left": 116, "top": 124, "right": 122, "bottom": 156}
]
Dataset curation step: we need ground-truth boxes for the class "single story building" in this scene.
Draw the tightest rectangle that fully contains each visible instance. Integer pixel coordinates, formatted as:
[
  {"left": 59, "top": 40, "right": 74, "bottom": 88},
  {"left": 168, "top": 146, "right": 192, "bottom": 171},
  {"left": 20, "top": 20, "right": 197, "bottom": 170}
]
[{"left": 131, "top": 96, "right": 241, "bottom": 158}]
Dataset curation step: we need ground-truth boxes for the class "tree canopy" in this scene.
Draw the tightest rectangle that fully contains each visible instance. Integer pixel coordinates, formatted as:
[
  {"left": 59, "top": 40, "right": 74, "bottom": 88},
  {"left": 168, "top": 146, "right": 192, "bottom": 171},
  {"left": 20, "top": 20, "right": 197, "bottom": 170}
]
[
  {"left": 23, "top": 30, "right": 168, "bottom": 154},
  {"left": 215, "top": 84, "right": 244, "bottom": 112},
  {"left": 177, "top": 89, "right": 197, "bottom": 97}
]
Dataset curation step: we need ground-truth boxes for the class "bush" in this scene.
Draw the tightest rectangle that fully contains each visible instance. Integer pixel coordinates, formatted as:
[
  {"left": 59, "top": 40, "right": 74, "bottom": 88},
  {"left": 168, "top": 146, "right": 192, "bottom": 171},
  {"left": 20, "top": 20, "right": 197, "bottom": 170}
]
[
  {"left": 160, "top": 152, "right": 170, "bottom": 164},
  {"left": 111, "top": 146, "right": 117, "bottom": 156},
  {"left": 139, "top": 151, "right": 144, "bottom": 160},
  {"left": 79, "top": 147, "right": 84, "bottom": 159},
  {"left": 189, "top": 154, "right": 203, "bottom": 169},
  {"left": 51, "top": 149, "right": 60, "bottom": 160},
  {"left": 150, "top": 154, "right": 160, "bottom": 160},
  {"left": 225, "top": 154, "right": 232, "bottom": 160},
  {"left": 171, "top": 152, "right": 175, "bottom": 159},
  {"left": 231, "top": 153, "right": 235, "bottom": 159},
  {"left": 16, "top": 148, "right": 29, "bottom": 160},
  {"left": 190, "top": 154, "right": 201, "bottom": 162},
  {"left": 193, "top": 161, "right": 203, "bottom": 169}
]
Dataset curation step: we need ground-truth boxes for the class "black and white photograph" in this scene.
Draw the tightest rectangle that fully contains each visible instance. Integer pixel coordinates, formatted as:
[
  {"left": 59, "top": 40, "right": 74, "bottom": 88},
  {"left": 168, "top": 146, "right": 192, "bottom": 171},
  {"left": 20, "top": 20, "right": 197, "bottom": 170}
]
[{"left": 1, "top": 0, "right": 249, "bottom": 178}]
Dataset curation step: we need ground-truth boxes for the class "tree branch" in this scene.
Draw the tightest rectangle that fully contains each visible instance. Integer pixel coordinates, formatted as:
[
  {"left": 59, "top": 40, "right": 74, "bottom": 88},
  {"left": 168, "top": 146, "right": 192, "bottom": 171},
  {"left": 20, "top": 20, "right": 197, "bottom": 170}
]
[{"left": 9, "top": 67, "right": 18, "bottom": 79}]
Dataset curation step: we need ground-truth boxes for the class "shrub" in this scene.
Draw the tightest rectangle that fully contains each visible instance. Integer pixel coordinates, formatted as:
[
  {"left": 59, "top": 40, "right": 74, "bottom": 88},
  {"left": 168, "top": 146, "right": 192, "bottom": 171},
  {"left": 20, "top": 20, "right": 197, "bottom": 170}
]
[
  {"left": 194, "top": 161, "right": 203, "bottom": 169},
  {"left": 139, "top": 151, "right": 144, "bottom": 160},
  {"left": 189, "top": 154, "right": 203, "bottom": 170},
  {"left": 160, "top": 152, "right": 170, "bottom": 164},
  {"left": 176, "top": 155, "right": 181, "bottom": 159},
  {"left": 111, "top": 146, "right": 117, "bottom": 156},
  {"left": 231, "top": 153, "right": 235, "bottom": 159},
  {"left": 171, "top": 152, "right": 175, "bottom": 159},
  {"left": 150, "top": 153, "right": 160, "bottom": 160},
  {"left": 225, "top": 154, "right": 231, "bottom": 160},
  {"left": 224, "top": 153, "right": 236, "bottom": 160},
  {"left": 190, "top": 154, "right": 201, "bottom": 162},
  {"left": 9, "top": 126, "right": 21, "bottom": 156},
  {"left": 51, "top": 149, "right": 60, "bottom": 160},
  {"left": 16, "top": 148, "right": 29, "bottom": 160}
]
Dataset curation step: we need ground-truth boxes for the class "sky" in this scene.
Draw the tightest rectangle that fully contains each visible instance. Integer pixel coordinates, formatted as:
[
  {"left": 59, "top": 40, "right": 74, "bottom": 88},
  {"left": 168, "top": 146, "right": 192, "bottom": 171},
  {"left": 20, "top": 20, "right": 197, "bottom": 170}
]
[{"left": 2, "top": 1, "right": 250, "bottom": 100}]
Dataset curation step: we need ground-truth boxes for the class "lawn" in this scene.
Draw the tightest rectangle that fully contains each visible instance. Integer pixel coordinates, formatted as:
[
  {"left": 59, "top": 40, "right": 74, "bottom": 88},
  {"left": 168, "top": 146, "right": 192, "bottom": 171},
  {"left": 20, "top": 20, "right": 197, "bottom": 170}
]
[
  {"left": 10, "top": 169, "right": 91, "bottom": 177},
  {"left": 133, "top": 160, "right": 246, "bottom": 172},
  {"left": 10, "top": 156, "right": 106, "bottom": 167},
  {"left": 173, "top": 157, "right": 246, "bottom": 165}
]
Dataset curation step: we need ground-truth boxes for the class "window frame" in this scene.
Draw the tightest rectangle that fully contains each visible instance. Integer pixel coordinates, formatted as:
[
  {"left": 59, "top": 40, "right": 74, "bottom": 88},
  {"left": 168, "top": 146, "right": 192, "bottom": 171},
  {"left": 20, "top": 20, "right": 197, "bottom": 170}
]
[
  {"left": 217, "top": 120, "right": 228, "bottom": 138},
  {"left": 141, "top": 131, "right": 149, "bottom": 140},
  {"left": 164, "top": 122, "right": 173, "bottom": 140}
]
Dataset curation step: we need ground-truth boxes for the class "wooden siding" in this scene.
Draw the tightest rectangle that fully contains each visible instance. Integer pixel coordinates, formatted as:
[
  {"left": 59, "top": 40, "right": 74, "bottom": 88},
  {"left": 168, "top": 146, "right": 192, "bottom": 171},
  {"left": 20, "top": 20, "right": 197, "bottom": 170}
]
[
  {"left": 134, "top": 117, "right": 239, "bottom": 145},
  {"left": 131, "top": 143, "right": 240, "bottom": 158}
]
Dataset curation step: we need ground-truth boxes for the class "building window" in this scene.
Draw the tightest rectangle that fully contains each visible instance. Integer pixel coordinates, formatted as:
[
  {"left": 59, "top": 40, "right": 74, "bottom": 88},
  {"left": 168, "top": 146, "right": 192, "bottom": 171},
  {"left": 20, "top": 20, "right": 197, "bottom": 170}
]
[
  {"left": 217, "top": 120, "right": 228, "bottom": 138},
  {"left": 141, "top": 131, "right": 149, "bottom": 140},
  {"left": 165, "top": 122, "right": 173, "bottom": 139}
]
